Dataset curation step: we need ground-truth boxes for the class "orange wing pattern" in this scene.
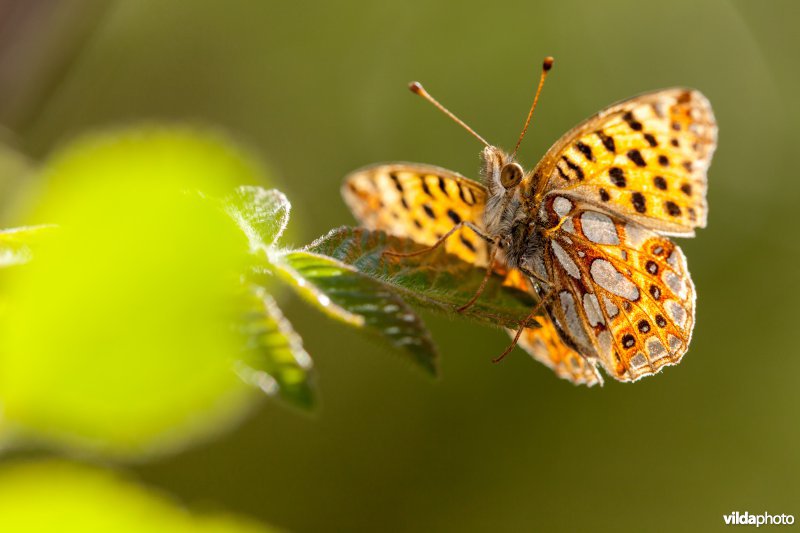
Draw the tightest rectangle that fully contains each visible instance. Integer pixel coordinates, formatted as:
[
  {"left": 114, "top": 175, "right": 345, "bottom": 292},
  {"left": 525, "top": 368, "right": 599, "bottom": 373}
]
[
  {"left": 342, "top": 163, "right": 489, "bottom": 266},
  {"left": 538, "top": 195, "right": 695, "bottom": 381},
  {"left": 528, "top": 89, "right": 716, "bottom": 235}
]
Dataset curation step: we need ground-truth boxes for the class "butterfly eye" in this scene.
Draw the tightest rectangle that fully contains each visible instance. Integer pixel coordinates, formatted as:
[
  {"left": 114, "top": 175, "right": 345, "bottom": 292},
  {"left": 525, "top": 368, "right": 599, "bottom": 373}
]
[{"left": 500, "top": 163, "right": 524, "bottom": 189}]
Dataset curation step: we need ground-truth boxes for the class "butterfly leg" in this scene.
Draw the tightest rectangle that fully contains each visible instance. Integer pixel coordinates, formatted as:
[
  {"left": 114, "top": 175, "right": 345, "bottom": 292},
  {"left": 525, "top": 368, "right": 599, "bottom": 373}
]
[
  {"left": 492, "top": 290, "right": 555, "bottom": 363},
  {"left": 455, "top": 244, "right": 499, "bottom": 313},
  {"left": 517, "top": 264, "right": 550, "bottom": 287},
  {"left": 382, "top": 221, "right": 494, "bottom": 258}
]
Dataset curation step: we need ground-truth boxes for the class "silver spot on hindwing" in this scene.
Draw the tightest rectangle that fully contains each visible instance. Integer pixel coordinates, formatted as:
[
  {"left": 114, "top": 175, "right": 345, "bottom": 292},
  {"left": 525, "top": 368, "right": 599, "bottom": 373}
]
[
  {"left": 668, "top": 334, "right": 682, "bottom": 352},
  {"left": 580, "top": 211, "right": 619, "bottom": 245},
  {"left": 561, "top": 217, "right": 575, "bottom": 234},
  {"left": 602, "top": 295, "right": 619, "bottom": 318},
  {"left": 647, "top": 337, "right": 668, "bottom": 360},
  {"left": 582, "top": 293, "right": 605, "bottom": 326},
  {"left": 630, "top": 353, "right": 648, "bottom": 369},
  {"left": 590, "top": 259, "right": 640, "bottom": 300},
  {"left": 552, "top": 241, "right": 580, "bottom": 279},
  {"left": 664, "top": 271, "right": 686, "bottom": 297},
  {"left": 667, "top": 249, "right": 680, "bottom": 268},
  {"left": 666, "top": 300, "right": 687, "bottom": 328},
  {"left": 553, "top": 196, "right": 573, "bottom": 217},
  {"left": 559, "top": 290, "right": 591, "bottom": 347}
]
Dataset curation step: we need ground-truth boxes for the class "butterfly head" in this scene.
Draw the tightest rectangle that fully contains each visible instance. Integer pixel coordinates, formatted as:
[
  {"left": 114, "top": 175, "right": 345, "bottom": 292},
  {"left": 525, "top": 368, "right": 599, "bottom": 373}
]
[
  {"left": 480, "top": 145, "right": 534, "bottom": 263},
  {"left": 481, "top": 146, "right": 526, "bottom": 196}
]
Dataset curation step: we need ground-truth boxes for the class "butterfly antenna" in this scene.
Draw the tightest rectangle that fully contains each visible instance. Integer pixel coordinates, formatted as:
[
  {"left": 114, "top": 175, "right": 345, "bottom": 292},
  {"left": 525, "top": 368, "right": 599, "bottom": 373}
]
[
  {"left": 511, "top": 56, "right": 554, "bottom": 159},
  {"left": 409, "top": 81, "right": 490, "bottom": 148}
]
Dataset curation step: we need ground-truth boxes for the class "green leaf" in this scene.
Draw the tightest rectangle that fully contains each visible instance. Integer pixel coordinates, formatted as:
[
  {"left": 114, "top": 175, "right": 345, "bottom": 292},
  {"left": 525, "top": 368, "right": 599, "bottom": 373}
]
[
  {"left": 236, "top": 285, "right": 315, "bottom": 409},
  {"left": 225, "top": 186, "right": 290, "bottom": 251},
  {"left": 270, "top": 250, "right": 438, "bottom": 376},
  {"left": 308, "top": 226, "right": 538, "bottom": 330}
]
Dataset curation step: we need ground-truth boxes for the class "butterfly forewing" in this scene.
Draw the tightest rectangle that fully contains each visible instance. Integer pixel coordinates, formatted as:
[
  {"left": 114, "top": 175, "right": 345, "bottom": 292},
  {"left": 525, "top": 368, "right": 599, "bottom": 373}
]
[
  {"left": 342, "top": 163, "right": 490, "bottom": 266},
  {"left": 530, "top": 89, "right": 716, "bottom": 235},
  {"left": 540, "top": 195, "right": 695, "bottom": 381}
]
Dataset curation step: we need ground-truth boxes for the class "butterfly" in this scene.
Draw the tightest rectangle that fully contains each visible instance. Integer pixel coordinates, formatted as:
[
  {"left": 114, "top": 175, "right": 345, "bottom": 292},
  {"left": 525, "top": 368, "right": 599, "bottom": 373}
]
[{"left": 341, "top": 57, "right": 717, "bottom": 385}]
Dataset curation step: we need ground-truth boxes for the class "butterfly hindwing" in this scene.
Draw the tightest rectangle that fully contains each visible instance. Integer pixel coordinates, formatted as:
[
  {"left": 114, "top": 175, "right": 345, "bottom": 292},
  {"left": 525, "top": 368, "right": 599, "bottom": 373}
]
[
  {"left": 540, "top": 195, "right": 695, "bottom": 381},
  {"left": 501, "top": 269, "right": 602, "bottom": 386},
  {"left": 529, "top": 88, "right": 716, "bottom": 236}
]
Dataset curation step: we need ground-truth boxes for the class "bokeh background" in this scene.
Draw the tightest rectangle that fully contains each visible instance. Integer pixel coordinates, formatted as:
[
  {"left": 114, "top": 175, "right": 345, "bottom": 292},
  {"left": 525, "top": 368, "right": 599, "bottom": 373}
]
[{"left": 1, "top": 0, "right": 799, "bottom": 531}]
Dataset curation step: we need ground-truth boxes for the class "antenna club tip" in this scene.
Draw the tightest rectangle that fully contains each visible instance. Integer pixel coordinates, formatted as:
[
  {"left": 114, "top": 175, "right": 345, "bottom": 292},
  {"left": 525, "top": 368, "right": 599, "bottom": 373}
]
[
  {"left": 543, "top": 56, "right": 554, "bottom": 71},
  {"left": 409, "top": 81, "right": 424, "bottom": 94}
]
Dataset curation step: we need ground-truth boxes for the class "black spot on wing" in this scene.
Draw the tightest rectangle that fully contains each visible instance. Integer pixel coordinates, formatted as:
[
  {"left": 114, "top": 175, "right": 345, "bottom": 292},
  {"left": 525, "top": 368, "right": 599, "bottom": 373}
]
[
  {"left": 458, "top": 184, "right": 475, "bottom": 206},
  {"left": 631, "top": 192, "right": 647, "bottom": 213},
  {"left": 665, "top": 201, "right": 681, "bottom": 216},
  {"left": 447, "top": 209, "right": 462, "bottom": 225},
  {"left": 389, "top": 172, "right": 403, "bottom": 192},
  {"left": 609, "top": 167, "right": 626, "bottom": 188},
  {"left": 460, "top": 235, "right": 476, "bottom": 253},
  {"left": 438, "top": 176, "right": 448, "bottom": 195},
  {"left": 421, "top": 179, "right": 434, "bottom": 198},
  {"left": 627, "top": 149, "right": 646, "bottom": 167},
  {"left": 596, "top": 130, "right": 616, "bottom": 153},
  {"left": 575, "top": 141, "right": 594, "bottom": 161},
  {"left": 423, "top": 204, "right": 436, "bottom": 219},
  {"left": 623, "top": 111, "right": 643, "bottom": 131},
  {"left": 622, "top": 334, "right": 636, "bottom": 349},
  {"left": 649, "top": 284, "right": 661, "bottom": 300},
  {"left": 561, "top": 156, "right": 585, "bottom": 180}
]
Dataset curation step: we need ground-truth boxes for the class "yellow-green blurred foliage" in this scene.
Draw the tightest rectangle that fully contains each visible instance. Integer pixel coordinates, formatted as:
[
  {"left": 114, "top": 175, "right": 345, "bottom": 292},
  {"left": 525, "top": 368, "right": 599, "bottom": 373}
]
[
  {"left": 0, "top": 128, "right": 263, "bottom": 456},
  {"left": 0, "top": 461, "right": 275, "bottom": 533}
]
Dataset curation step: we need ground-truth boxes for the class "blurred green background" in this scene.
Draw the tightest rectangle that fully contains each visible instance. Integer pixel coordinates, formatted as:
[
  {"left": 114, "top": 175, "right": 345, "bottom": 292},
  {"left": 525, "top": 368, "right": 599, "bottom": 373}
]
[{"left": 1, "top": 0, "right": 798, "bottom": 531}]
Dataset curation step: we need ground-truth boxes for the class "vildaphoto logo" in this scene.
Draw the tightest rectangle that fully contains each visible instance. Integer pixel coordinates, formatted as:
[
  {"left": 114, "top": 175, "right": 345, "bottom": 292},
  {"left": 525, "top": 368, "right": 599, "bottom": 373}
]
[{"left": 723, "top": 512, "right": 795, "bottom": 527}]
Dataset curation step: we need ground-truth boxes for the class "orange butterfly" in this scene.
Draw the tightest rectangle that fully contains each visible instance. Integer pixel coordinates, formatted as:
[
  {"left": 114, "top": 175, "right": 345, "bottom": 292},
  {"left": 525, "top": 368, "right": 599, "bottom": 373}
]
[{"left": 342, "top": 57, "right": 716, "bottom": 385}]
